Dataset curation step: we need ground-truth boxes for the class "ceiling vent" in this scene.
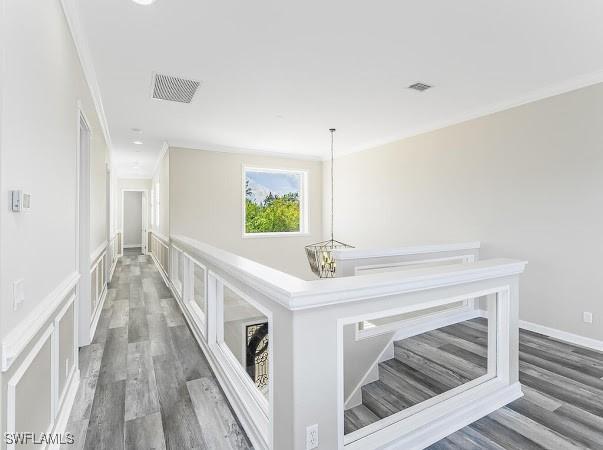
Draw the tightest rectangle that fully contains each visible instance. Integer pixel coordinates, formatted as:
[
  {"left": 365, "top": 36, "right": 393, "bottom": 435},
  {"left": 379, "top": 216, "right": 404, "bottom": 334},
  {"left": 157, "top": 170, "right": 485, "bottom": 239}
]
[
  {"left": 408, "top": 82, "right": 433, "bottom": 92},
  {"left": 151, "top": 73, "right": 200, "bottom": 103}
]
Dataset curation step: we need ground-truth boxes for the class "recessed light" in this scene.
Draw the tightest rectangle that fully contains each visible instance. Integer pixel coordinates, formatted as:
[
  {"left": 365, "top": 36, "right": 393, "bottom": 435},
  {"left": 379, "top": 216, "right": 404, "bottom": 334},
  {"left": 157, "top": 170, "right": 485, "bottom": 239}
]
[
  {"left": 131, "top": 0, "right": 157, "bottom": 5},
  {"left": 133, "top": 141, "right": 143, "bottom": 145}
]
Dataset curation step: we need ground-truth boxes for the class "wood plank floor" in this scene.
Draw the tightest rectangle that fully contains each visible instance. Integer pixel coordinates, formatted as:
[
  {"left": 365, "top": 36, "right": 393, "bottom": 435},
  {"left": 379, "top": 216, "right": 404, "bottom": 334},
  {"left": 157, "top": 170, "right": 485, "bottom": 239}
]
[
  {"left": 345, "top": 317, "right": 603, "bottom": 449},
  {"left": 63, "top": 249, "right": 252, "bottom": 449}
]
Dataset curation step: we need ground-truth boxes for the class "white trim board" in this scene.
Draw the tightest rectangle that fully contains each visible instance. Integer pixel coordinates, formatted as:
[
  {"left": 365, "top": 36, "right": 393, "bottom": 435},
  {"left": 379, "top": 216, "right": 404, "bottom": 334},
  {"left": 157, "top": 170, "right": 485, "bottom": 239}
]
[
  {"left": 519, "top": 320, "right": 603, "bottom": 352},
  {"left": 90, "top": 240, "right": 108, "bottom": 264}
]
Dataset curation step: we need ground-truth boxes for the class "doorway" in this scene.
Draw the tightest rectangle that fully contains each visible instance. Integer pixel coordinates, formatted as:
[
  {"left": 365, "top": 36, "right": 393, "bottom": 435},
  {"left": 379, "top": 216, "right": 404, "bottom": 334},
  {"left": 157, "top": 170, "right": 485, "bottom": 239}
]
[
  {"left": 121, "top": 189, "right": 148, "bottom": 255},
  {"left": 77, "top": 108, "right": 92, "bottom": 346}
]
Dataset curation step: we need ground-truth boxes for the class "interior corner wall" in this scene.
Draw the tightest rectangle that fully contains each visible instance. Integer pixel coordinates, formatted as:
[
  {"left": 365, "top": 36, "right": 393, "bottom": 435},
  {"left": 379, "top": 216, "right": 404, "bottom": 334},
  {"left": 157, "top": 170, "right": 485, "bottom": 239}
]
[
  {"left": 169, "top": 147, "right": 323, "bottom": 279},
  {"left": 327, "top": 82, "right": 603, "bottom": 341}
]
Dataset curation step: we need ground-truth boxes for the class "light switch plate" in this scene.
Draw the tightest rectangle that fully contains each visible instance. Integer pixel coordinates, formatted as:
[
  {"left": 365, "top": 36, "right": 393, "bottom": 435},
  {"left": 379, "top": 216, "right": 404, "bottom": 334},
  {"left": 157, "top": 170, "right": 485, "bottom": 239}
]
[
  {"left": 13, "top": 279, "right": 25, "bottom": 311},
  {"left": 583, "top": 312, "right": 593, "bottom": 324}
]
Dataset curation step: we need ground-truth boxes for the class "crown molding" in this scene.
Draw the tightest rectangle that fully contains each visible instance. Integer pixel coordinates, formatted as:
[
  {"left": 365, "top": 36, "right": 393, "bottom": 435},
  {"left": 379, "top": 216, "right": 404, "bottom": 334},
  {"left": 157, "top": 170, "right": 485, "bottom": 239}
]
[
  {"left": 152, "top": 141, "right": 169, "bottom": 177},
  {"left": 168, "top": 139, "right": 323, "bottom": 162},
  {"left": 334, "top": 70, "right": 603, "bottom": 161},
  {"left": 60, "top": 0, "right": 113, "bottom": 154}
]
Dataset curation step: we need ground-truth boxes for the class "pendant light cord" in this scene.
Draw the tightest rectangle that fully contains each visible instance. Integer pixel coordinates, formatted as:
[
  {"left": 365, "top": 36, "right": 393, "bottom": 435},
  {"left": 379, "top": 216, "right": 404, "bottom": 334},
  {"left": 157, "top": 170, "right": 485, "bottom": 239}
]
[{"left": 330, "top": 128, "right": 335, "bottom": 242}]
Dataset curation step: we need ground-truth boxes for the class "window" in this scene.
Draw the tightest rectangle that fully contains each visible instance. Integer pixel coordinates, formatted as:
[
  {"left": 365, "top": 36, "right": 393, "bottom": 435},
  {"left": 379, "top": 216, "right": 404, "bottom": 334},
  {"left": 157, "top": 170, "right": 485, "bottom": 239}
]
[
  {"left": 243, "top": 167, "right": 307, "bottom": 236},
  {"left": 155, "top": 182, "right": 160, "bottom": 228},
  {"left": 150, "top": 188, "right": 155, "bottom": 227}
]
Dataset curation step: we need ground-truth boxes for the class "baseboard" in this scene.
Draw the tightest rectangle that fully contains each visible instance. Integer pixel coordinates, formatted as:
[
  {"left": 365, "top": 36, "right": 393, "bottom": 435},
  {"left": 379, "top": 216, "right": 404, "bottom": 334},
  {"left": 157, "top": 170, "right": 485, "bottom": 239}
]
[
  {"left": 48, "top": 369, "right": 80, "bottom": 450},
  {"left": 123, "top": 244, "right": 142, "bottom": 249},
  {"left": 149, "top": 253, "right": 269, "bottom": 450},
  {"left": 519, "top": 320, "right": 603, "bottom": 352}
]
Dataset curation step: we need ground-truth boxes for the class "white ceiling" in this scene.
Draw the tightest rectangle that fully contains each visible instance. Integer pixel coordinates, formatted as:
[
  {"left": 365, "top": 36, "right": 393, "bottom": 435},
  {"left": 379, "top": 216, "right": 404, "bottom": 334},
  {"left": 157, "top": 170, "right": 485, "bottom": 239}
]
[{"left": 78, "top": 0, "right": 603, "bottom": 177}]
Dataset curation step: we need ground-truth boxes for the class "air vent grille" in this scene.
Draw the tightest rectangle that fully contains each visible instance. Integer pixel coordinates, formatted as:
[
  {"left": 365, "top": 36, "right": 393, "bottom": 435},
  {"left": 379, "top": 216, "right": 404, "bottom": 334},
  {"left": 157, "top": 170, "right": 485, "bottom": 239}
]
[
  {"left": 408, "top": 82, "right": 433, "bottom": 92},
  {"left": 152, "top": 73, "right": 200, "bottom": 103}
]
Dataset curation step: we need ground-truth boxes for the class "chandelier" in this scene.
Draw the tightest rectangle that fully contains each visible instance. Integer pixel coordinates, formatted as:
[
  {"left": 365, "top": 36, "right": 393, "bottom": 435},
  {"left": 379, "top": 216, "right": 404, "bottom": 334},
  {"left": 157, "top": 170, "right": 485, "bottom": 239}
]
[{"left": 305, "top": 129, "right": 353, "bottom": 278}]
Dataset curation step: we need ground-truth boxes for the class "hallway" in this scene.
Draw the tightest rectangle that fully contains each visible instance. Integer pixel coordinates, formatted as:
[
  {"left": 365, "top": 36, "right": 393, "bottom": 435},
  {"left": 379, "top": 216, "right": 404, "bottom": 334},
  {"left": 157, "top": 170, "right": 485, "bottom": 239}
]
[{"left": 64, "top": 250, "right": 252, "bottom": 449}]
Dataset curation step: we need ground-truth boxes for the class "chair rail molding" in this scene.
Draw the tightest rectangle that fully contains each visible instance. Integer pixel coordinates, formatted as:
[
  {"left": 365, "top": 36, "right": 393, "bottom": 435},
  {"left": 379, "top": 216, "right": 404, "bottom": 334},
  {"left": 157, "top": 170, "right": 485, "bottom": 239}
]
[{"left": 1, "top": 272, "right": 80, "bottom": 372}]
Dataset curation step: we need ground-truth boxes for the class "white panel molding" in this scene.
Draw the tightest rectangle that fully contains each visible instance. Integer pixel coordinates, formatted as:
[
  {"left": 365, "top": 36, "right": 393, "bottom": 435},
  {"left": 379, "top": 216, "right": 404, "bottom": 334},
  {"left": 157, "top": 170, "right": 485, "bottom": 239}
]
[
  {"left": 519, "top": 319, "right": 603, "bottom": 352},
  {"left": 89, "top": 282, "right": 108, "bottom": 343},
  {"left": 48, "top": 368, "right": 80, "bottom": 450},
  {"left": 6, "top": 325, "right": 55, "bottom": 450},
  {"left": 59, "top": 0, "right": 113, "bottom": 151},
  {"left": 1, "top": 273, "right": 80, "bottom": 372},
  {"left": 90, "top": 240, "right": 108, "bottom": 264}
]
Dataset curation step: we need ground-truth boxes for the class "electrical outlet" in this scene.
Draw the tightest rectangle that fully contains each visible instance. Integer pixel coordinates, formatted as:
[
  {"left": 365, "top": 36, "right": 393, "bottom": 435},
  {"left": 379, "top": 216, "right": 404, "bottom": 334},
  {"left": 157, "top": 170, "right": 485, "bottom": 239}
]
[
  {"left": 583, "top": 312, "right": 593, "bottom": 324},
  {"left": 13, "top": 279, "right": 25, "bottom": 311},
  {"left": 306, "top": 424, "right": 319, "bottom": 450}
]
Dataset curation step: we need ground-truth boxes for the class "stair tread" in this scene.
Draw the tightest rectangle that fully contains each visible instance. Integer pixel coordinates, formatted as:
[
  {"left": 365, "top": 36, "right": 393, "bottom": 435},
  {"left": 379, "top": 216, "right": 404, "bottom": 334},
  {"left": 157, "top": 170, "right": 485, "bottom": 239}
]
[{"left": 344, "top": 404, "right": 380, "bottom": 434}]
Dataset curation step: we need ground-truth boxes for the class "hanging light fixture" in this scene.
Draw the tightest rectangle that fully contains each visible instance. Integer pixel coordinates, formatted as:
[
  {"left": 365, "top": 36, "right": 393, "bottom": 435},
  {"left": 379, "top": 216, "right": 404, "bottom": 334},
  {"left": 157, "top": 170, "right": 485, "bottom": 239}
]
[{"left": 305, "top": 129, "right": 354, "bottom": 278}]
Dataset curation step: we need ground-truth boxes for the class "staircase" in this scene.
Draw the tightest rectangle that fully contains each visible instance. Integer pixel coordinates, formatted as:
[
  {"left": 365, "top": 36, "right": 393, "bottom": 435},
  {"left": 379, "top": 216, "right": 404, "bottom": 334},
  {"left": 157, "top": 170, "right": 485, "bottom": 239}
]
[{"left": 344, "top": 318, "right": 489, "bottom": 434}]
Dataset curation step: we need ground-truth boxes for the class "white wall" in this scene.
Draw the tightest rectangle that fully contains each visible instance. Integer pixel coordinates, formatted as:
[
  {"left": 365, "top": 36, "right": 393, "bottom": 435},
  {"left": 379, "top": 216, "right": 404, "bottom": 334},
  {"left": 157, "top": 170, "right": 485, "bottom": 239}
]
[
  {"left": 0, "top": 0, "right": 108, "bottom": 443},
  {"left": 0, "top": 0, "right": 108, "bottom": 340},
  {"left": 326, "top": 82, "right": 603, "bottom": 341},
  {"left": 123, "top": 191, "right": 142, "bottom": 246},
  {"left": 169, "top": 147, "right": 323, "bottom": 279}
]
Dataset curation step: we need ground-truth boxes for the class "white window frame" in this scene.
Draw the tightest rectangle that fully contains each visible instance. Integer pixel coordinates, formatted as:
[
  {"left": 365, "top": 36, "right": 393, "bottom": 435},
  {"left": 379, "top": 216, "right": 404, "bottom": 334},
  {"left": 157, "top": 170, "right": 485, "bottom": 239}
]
[
  {"left": 242, "top": 166, "right": 309, "bottom": 238},
  {"left": 155, "top": 182, "right": 160, "bottom": 229}
]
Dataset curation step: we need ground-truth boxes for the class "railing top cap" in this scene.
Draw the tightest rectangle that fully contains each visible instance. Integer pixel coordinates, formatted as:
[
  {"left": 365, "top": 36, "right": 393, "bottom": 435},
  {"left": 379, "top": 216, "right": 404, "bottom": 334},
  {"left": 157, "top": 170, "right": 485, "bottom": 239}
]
[
  {"left": 330, "top": 241, "right": 481, "bottom": 260},
  {"left": 169, "top": 235, "right": 525, "bottom": 311}
]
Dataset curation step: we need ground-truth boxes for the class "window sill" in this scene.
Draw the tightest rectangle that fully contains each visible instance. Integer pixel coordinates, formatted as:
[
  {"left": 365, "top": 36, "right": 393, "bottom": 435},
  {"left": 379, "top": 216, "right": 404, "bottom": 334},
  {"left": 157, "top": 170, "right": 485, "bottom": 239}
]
[{"left": 242, "top": 232, "right": 310, "bottom": 239}]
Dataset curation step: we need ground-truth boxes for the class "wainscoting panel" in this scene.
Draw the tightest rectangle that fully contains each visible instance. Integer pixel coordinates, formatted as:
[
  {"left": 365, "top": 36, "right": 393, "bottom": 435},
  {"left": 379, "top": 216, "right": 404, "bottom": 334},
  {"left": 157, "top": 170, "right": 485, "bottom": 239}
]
[
  {"left": 1, "top": 276, "right": 81, "bottom": 450},
  {"left": 10, "top": 330, "right": 53, "bottom": 449}
]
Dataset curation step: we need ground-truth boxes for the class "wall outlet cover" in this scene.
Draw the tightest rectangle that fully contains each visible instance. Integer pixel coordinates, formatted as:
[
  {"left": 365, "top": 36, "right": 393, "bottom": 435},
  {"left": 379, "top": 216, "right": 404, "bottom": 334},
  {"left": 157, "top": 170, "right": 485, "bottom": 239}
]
[{"left": 306, "top": 424, "right": 319, "bottom": 450}]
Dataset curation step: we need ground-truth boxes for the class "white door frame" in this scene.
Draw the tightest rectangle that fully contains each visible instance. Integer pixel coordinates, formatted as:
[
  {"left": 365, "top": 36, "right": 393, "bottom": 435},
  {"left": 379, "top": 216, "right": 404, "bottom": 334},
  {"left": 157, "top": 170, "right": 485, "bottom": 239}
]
[
  {"left": 76, "top": 101, "right": 92, "bottom": 347},
  {"left": 120, "top": 189, "right": 149, "bottom": 254}
]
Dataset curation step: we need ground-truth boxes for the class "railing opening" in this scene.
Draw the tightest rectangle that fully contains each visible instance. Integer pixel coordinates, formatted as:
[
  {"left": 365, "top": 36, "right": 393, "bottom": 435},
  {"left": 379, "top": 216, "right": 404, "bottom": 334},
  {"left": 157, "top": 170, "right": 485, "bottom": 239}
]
[
  {"left": 221, "top": 284, "right": 270, "bottom": 398},
  {"left": 343, "top": 293, "right": 499, "bottom": 441}
]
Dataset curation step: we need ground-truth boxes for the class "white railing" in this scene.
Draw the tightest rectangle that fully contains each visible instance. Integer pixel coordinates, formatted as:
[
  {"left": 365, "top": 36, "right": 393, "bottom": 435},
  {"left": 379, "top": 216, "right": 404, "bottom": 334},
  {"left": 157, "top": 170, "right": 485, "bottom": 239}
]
[
  {"left": 149, "top": 233, "right": 526, "bottom": 450},
  {"left": 149, "top": 232, "right": 169, "bottom": 275}
]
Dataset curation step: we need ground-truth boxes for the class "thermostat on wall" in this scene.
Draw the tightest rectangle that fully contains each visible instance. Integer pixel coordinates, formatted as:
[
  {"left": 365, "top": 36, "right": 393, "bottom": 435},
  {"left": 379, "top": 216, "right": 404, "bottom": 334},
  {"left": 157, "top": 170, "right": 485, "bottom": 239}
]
[{"left": 10, "top": 190, "right": 31, "bottom": 212}]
